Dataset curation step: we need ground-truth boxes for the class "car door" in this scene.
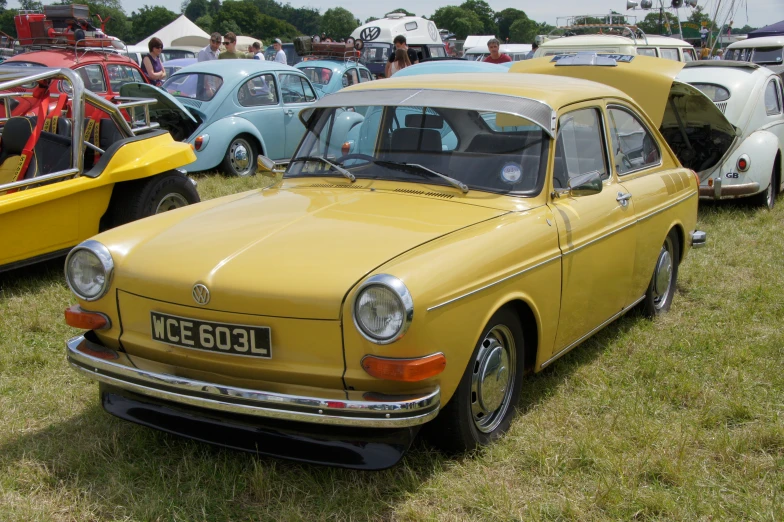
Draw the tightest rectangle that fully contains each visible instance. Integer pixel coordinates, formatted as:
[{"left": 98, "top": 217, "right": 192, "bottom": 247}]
[
  {"left": 549, "top": 105, "right": 638, "bottom": 353},
  {"left": 235, "top": 73, "right": 285, "bottom": 160},
  {"left": 279, "top": 73, "right": 317, "bottom": 158}
]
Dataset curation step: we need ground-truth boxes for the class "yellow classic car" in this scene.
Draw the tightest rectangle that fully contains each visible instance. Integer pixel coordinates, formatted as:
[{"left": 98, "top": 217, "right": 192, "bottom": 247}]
[
  {"left": 0, "top": 67, "right": 199, "bottom": 273},
  {"left": 64, "top": 55, "right": 723, "bottom": 470}
]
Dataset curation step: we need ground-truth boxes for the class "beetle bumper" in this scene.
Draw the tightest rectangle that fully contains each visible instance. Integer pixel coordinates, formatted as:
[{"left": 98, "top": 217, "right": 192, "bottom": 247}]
[
  {"left": 66, "top": 333, "right": 440, "bottom": 429},
  {"left": 700, "top": 176, "right": 760, "bottom": 199}
]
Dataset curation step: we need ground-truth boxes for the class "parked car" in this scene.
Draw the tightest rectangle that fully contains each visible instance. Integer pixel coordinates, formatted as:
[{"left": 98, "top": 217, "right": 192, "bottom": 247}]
[
  {"left": 64, "top": 55, "right": 720, "bottom": 469},
  {"left": 535, "top": 34, "right": 697, "bottom": 62},
  {"left": 295, "top": 59, "right": 373, "bottom": 96},
  {"left": 163, "top": 57, "right": 196, "bottom": 79},
  {"left": 0, "top": 66, "right": 198, "bottom": 273},
  {"left": 120, "top": 60, "right": 348, "bottom": 176},
  {"left": 677, "top": 61, "right": 783, "bottom": 208},
  {"left": 724, "top": 36, "right": 784, "bottom": 78}
]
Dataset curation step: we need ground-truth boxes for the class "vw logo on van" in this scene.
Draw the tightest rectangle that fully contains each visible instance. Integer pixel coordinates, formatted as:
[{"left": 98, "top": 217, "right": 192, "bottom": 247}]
[
  {"left": 428, "top": 21, "right": 439, "bottom": 42},
  {"left": 192, "top": 283, "right": 210, "bottom": 305},
  {"left": 360, "top": 27, "right": 380, "bottom": 41}
]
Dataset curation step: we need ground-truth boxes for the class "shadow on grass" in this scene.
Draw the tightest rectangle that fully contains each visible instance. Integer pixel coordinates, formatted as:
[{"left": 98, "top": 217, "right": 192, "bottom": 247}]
[
  {"left": 0, "top": 256, "right": 66, "bottom": 296},
  {"left": 0, "top": 313, "right": 642, "bottom": 518}
]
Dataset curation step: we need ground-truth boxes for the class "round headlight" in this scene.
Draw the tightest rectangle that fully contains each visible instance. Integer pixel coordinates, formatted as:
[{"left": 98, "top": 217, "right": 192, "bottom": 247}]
[
  {"left": 353, "top": 274, "right": 413, "bottom": 344},
  {"left": 65, "top": 240, "right": 114, "bottom": 301}
]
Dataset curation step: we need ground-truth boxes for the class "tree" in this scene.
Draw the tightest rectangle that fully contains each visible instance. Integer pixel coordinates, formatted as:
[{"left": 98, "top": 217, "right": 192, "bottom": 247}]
[
  {"left": 212, "top": 1, "right": 299, "bottom": 41},
  {"left": 19, "top": 0, "right": 43, "bottom": 10},
  {"left": 0, "top": 8, "right": 16, "bottom": 36},
  {"left": 183, "top": 0, "right": 210, "bottom": 21},
  {"left": 319, "top": 7, "right": 358, "bottom": 39},
  {"left": 280, "top": 4, "right": 320, "bottom": 36},
  {"left": 637, "top": 12, "right": 663, "bottom": 35},
  {"left": 431, "top": 6, "right": 483, "bottom": 40},
  {"left": 509, "top": 17, "right": 538, "bottom": 43},
  {"left": 194, "top": 14, "right": 212, "bottom": 32},
  {"left": 130, "top": 6, "right": 177, "bottom": 43},
  {"left": 365, "top": 16, "right": 378, "bottom": 24},
  {"left": 0, "top": 0, "right": 7, "bottom": 12},
  {"left": 459, "top": 0, "right": 496, "bottom": 34},
  {"left": 495, "top": 8, "right": 527, "bottom": 42}
]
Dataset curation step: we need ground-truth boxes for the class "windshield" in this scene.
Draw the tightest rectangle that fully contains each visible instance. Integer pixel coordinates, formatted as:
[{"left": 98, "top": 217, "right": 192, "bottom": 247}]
[
  {"left": 287, "top": 105, "right": 550, "bottom": 196},
  {"left": 163, "top": 73, "right": 223, "bottom": 101},
  {"left": 690, "top": 83, "right": 730, "bottom": 102},
  {"left": 298, "top": 67, "right": 334, "bottom": 86},
  {"left": 752, "top": 46, "right": 784, "bottom": 64},
  {"left": 360, "top": 43, "right": 394, "bottom": 64}
]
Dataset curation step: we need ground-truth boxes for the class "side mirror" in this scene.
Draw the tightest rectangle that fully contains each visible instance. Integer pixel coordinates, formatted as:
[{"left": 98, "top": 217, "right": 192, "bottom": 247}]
[{"left": 257, "top": 155, "right": 284, "bottom": 174}]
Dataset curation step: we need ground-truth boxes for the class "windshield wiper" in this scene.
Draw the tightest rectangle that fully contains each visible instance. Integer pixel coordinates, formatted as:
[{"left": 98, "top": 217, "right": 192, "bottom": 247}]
[
  {"left": 289, "top": 155, "right": 355, "bottom": 182},
  {"left": 374, "top": 160, "right": 469, "bottom": 193}
]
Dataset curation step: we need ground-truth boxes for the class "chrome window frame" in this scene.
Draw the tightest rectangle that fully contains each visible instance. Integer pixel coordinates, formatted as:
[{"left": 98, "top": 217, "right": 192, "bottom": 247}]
[{"left": 605, "top": 103, "right": 663, "bottom": 177}]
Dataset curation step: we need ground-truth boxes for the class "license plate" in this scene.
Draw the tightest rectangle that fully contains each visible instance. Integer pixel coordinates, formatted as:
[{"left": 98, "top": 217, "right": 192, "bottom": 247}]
[{"left": 150, "top": 312, "right": 271, "bottom": 358}]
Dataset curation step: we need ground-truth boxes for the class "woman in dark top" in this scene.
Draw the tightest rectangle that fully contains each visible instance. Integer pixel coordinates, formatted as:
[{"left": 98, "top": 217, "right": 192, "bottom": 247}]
[{"left": 142, "top": 37, "right": 166, "bottom": 87}]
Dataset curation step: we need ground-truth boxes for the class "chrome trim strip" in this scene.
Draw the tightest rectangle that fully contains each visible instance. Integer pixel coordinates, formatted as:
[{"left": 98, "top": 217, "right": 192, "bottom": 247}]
[
  {"left": 540, "top": 294, "right": 645, "bottom": 369},
  {"left": 561, "top": 219, "right": 637, "bottom": 257},
  {"left": 427, "top": 255, "right": 561, "bottom": 311},
  {"left": 66, "top": 335, "right": 439, "bottom": 428},
  {"left": 0, "top": 168, "right": 80, "bottom": 192},
  {"left": 637, "top": 191, "right": 696, "bottom": 222}
]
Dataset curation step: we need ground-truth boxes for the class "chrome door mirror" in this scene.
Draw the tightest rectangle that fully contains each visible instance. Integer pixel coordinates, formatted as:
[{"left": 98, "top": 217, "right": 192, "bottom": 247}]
[{"left": 568, "top": 170, "right": 603, "bottom": 197}]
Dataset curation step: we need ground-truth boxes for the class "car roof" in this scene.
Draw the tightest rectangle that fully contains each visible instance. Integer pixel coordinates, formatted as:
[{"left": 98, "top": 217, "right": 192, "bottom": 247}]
[
  {"left": 5, "top": 49, "right": 139, "bottom": 68},
  {"left": 341, "top": 72, "right": 630, "bottom": 110},
  {"left": 165, "top": 58, "right": 198, "bottom": 67},
  {"left": 727, "top": 36, "right": 784, "bottom": 48},
  {"left": 180, "top": 59, "right": 300, "bottom": 76},
  {"left": 296, "top": 60, "right": 367, "bottom": 71},
  {"left": 541, "top": 34, "right": 691, "bottom": 48}
]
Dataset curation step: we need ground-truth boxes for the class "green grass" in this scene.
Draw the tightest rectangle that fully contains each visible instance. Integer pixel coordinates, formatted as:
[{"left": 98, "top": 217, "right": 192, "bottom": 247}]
[{"left": 1, "top": 178, "right": 782, "bottom": 520}]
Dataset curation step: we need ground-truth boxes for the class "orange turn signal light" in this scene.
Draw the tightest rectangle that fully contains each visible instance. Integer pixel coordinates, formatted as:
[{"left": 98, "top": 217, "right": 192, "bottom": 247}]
[
  {"left": 65, "top": 305, "right": 110, "bottom": 330},
  {"left": 341, "top": 141, "right": 351, "bottom": 155},
  {"left": 361, "top": 353, "right": 446, "bottom": 382}
]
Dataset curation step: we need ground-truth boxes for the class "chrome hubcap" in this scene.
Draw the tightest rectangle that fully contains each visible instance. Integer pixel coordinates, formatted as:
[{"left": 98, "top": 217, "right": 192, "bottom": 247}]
[
  {"left": 471, "top": 325, "right": 516, "bottom": 433},
  {"left": 155, "top": 193, "right": 189, "bottom": 214},
  {"left": 229, "top": 139, "right": 251, "bottom": 175},
  {"left": 653, "top": 238, "right": 674, "bottom": 309}
]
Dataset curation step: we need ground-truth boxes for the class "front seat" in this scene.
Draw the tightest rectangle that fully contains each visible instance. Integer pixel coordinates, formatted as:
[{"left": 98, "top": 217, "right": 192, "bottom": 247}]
[{"left": 0, "top": 117, "right": 38, "bottom": 185}]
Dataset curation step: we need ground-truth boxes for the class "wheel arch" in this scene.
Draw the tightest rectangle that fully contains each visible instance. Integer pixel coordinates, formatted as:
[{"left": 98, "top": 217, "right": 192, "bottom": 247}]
[
  {"left": 671, "top": 223, "right": 685, "bottom": 265},
  {"left": 503, "top": 298, "right": 539, "bottom": 375}
]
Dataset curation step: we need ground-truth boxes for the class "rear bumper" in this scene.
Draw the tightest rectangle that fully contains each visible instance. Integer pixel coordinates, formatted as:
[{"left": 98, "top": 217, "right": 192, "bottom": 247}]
[
  {"left": 66, "top": 333, "right": 440, "bottom": 429},
  {"left": 690, "top": 230, "right": 707, "bottom": 249},
  {"left": 699, "top": 176, "right": 760, "bottom": 199}
]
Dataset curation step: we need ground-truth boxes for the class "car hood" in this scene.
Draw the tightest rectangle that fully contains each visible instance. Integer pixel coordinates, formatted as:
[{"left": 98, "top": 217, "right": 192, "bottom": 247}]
[
  {"left": 509, "top": 55, "right": 738, "bottom": 179},
  {"left": 108, "top": 186, "right": 506, "bottom": 319},
  {"left": 119, "top": 82, "right": 202, "bottom": 141}
]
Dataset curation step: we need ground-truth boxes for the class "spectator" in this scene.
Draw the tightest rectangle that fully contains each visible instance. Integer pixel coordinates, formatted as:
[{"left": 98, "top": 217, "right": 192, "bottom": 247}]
[
  {"left": 385, "top": 35, "right": 418, "bottom": 78},
  {"left": 525, "top": 42, "right": 539, "bottom": 60},
  {"left": 389, "top": 48, "right": 412, "bottom": 76},
  {"left": 700, "top": 24, "right": 709, "bottom": 46},
  {"left": 142, "top": 37, "right": 166, "bottom": 86},
  {"left": 483, "top": 38, "right": 512, "bottom": 64},
  {"left": 252, "top": 41, "right": 265, "bottom": 60},
  {"left": 219, "top": 32, "right": 246, "bottom": 59},
  {"left": 700, "top": 45, "right": 711, "bottom": 60},
  {"left": 198, "top": 32, "right": 221, "bottom": 62},
  {"left": 713, "top": 48, "right": 724, "bottom": 60},
  {"left": 273, "top": 38, "right": 287, "bottom": 64}
]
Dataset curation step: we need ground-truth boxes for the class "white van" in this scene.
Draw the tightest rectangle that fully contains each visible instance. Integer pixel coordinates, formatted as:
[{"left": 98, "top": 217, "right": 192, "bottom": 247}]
[
  {"left": 535, "top": 34, "right": 697, "bottom": 62},
  {"left": 464, "top": 43, "right": 532, "bottom": 62},
  {"left": 351, "top": 13, "right": 446, "bottom": 77},
  {"left": 725, "top": 36, "right": 784, "bottom": 78}
]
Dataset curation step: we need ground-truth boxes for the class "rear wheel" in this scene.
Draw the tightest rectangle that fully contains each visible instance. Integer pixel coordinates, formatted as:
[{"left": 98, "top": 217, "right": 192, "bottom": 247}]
[
  {"left": 752, "top": 166, "right": 776, "bottom": 209},
  {"left": 221, "top": 135, "right": 257, "bottom": 177},
  {"left": 428, "top": 307, "right": 525, "bottom": 453},
  {"left": 106, "top": 171, "right": 200, "bottom": 228},
  {"left": 641, "top": 229, "right": 680, "bottom": 318}
]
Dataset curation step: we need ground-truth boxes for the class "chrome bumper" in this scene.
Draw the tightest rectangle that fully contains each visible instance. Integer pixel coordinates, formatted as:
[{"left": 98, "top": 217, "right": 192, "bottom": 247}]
[
  {"left": 66, "top": 334, "right": 440, "bottom": 428},
  {"left": 699, "top": 176, "right": 760, "bottom": 199},
  {"left": 690, "top": 230, "right": 707, "bottom": 249}
]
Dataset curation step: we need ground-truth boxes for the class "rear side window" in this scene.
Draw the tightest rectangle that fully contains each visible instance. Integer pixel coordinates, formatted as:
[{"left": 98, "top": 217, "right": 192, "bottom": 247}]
[
  {"left": 691, "top": 83, "right": 730, "bottom": 102},
  {"left": 607, "top": 107, "right": 660, "bottom": 174},
  {"left": 238, "top": 74, "right": 278, "bottom": 107},
  {"left": 659, "top": 48, "right": 680, "bottom": 61},
  {"left": 764, "top": 80, "right": 782, "bottom": 115},
  {"left": 554, "top": 108, "right": 608, "bottom": 187},
  {"left": 637, "top": 47, "right": 657, "bottom": 57}
]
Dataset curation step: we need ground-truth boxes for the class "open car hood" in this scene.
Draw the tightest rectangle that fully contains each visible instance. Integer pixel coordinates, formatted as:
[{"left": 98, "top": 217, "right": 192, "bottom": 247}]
[
  {"left": 509, "top": 55, "right": 738, "bottom": 179},
  {"left": 119, "top": 83, "right": 201, "bottom": 142}
]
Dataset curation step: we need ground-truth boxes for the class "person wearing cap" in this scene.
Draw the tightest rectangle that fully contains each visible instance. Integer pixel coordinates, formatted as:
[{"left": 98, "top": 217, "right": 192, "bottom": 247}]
[
  {"left": 273, "top": 39, "right": 287, "bottom": 64},
  {"left": 198, "top": 32, "right": 221, "bottom": 62},
  {"left": 219, "top": 32, "right": 246, "bottom": 59}
]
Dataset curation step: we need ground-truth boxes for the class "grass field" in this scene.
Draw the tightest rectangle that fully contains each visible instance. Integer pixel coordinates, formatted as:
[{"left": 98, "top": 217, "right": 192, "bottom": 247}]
[{"left": 1, "top": 174, "right": 782, "bottom": 521}]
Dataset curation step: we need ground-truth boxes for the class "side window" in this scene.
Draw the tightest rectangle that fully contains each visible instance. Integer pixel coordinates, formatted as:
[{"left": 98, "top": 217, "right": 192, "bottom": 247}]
[
  {"left": 342, "top": 69, "right": 359, "bottom": 88},
  {"left": 554, "top": 108, "right": 608, "bottom": 188},
  {"left": 659, "top": 48, "right": 680, "bottom": 61},
  {"left": 280, "top": 73, "right": 312, "bottom": 104},
  {"left": 637, "top": 47, "right": 657, "bottom": 57},
  {"left": 359, "top": 69, "right": 372, "bottom": 82},
  {"left": 238, "top": 74, "right": 278, "bottom": 107},
  {"left": 683, "top": 48, "right": 696, "bottom": 62},
  {"left": 764, "top": 80, "right": 782, "bottom": 115},
  {"left": 77, "top": 64, "right": 107, "bottom": 93},
  {"left": 607, "top": 107, "right": 661, "bottom": 174},
  {"left": 428, "top": 45, "right": 446, "bottom": 58},
  {"left": 107, "top": 64, "right": 145, "bottom": 91}
]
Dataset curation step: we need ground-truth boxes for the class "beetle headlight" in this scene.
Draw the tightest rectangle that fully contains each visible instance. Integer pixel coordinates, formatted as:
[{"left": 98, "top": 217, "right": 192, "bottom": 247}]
[
  {"left": 65, "top": 240, "right": 114, "bottom": 301},
  {"left": 353, "top": 274, "right": 413, "bottom": 344}
]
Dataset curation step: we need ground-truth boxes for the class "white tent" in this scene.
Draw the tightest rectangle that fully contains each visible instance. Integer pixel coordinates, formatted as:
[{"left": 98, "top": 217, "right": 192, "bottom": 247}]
[{"left": 136, "top": 14, "right": 210, "bottom": 49}]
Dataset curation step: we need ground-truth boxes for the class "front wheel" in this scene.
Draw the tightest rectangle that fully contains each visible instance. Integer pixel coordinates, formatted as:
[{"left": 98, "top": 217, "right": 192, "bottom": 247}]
[
  {"left": 221, "top": 136, "right": 257, "bottom": 177},
  {"left": 427, "top": 307, "right": 525, "bottom": 453},
  {"left": 640, "top": 229, "right": 680, "bottom": 318}
]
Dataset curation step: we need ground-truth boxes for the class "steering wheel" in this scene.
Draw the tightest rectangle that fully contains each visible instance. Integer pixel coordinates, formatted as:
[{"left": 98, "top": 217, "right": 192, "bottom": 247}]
[{"left": 336, "top": 153, "right": 375, "bottom": 165}]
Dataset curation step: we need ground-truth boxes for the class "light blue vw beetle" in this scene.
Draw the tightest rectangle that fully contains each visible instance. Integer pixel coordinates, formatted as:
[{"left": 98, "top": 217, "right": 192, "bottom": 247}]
[
  {"left": 122, "top": 60, "right": 329, "bottom": 176},
  {"left": 295, "top": 59, "right": 374, "bottom": 96}
]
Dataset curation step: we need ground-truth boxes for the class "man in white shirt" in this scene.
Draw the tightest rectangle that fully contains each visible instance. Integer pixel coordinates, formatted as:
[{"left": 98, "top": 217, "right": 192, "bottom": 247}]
[
  {"left": 198, "top": 32, "right": 221, "bottom": 62},
  {"left": 273, "top": 38, "right": 287, "bottom": 65},
  {"left": 252, "top": 41, "right": 265, "bottom": 60}
]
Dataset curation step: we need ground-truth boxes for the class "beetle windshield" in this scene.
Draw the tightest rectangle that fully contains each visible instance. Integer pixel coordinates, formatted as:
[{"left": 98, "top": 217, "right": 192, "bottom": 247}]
[
  {"left": 162, "top": 73, "right": 223, "bottom": 101},
  {"left": 298, "top": 67, "right": 334, "bottom": 86},
  {"left": 287, "top": 105, "right": 550, "bottom": 196},
  {"left": 360, "top": 43, "right": 394, "bottom": 64}
]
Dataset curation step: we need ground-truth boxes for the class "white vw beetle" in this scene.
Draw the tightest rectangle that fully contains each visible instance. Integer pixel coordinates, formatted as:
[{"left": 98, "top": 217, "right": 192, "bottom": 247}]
[{"left": 677, "top": 61, "right": 784, "bottom": 208}]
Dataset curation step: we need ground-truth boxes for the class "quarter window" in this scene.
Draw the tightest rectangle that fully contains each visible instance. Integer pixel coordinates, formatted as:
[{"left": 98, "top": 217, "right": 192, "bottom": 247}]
[
  {"left": 607, "top": 107, "right": 660, "bottom": 175},
  {"left": 554, "top": 108, "right": 608, "bottom": 188},
  {"left": 764, "top": 80, "right": 782, "bottom": 115},
  {"left": 659, "top": 48, "right": 680, "bottom": 61},
  {"left": 238, "top": 74, "right": 277, "bottom": 107}
]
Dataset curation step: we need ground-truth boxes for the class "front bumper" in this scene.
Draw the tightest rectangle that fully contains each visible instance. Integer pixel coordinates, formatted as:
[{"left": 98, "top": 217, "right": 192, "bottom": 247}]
[
  {"left": 699, "top": 176, "right": 760, "bottom": 199},
  {"left": 66, "top": 333, "right": 440, "bottom": 429}
]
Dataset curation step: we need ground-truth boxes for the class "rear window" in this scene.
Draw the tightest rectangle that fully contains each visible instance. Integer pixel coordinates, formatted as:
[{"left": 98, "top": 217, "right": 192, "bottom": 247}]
[
  {"left": 163, "top": 73, "right": 223, "bottom": 101},
  {"left": 690, "top": 83, "right": 730, "bottom": 102},
  {"left": 298, "top": 67, "right": 333, "bottom": 86},
  {"left": 752, "top": 47, "right": 784, "bottom": 65}
]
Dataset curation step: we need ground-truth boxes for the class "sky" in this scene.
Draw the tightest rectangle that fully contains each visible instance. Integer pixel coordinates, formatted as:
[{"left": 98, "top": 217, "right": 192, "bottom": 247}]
[{"left": 8, "top": 1, "right": 783, "bottom": 30}]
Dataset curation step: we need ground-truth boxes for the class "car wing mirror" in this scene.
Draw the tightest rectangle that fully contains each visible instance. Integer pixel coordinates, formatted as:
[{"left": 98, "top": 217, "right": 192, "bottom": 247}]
[
  {"left": 257, "top": 155, "right": 284, "bottom": 174},
  {"left": 554, "top": 170, "right": 603, "bottom": 198}
]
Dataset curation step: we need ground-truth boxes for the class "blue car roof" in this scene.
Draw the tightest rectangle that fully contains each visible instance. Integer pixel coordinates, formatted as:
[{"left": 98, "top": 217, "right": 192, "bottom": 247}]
[
  {"left": 169, "top": 59, "right": 305, "bottom": 90},
  {"left": 393, "top": 60, "right": 509, "bottom": 77},
  {"left": 295, "top": 60, "right": 368, "bottom": 72},
  {"left": 164, "top": 58, "right": 197, "bottom": 67}
]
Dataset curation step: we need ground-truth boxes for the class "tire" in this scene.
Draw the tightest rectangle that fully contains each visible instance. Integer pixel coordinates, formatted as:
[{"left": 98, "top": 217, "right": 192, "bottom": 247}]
[
  {"left": 752, "top": 166, "right": 776, "bottom": 210},
  {"left": 427, "top": 307, "right": 525, "bottom": 453},
  {"left": 108, "top": 171, "right": 200, "bottom": 227},
  {"left": 640, "top": 229, "right": 680, "bottom": 318},
  {"left": 221, "top": 135, "right": 257, "bottom": 177}
]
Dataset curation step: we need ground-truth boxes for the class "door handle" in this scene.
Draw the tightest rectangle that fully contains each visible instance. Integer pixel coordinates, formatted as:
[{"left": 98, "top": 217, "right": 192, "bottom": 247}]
[
  {"left": 284, "top": 109, "right": 293, "bottom": 116},
  {"left": 616, "top": 192, "right": 632, "bottom": 207}
]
